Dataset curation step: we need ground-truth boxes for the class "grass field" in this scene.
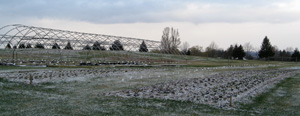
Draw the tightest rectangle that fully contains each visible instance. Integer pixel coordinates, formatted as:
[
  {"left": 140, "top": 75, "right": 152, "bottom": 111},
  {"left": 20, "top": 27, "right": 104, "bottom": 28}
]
[
  {"left": 1, "top": 64, "right": 300, "bottom": 115},
  {"left": 1, "top": 51, "right": 300, "bottom": 115},
  {"left": 238, "top": 74, "right": 300, "bottom": 116}
]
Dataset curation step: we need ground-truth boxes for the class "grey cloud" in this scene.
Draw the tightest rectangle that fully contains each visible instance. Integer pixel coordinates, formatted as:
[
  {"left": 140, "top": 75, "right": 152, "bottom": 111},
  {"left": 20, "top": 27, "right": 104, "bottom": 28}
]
[
  {"left": 0, "top": 0, "right": 300, "bottom": 24},
  {"left": 0, "top": 0, "right": 179, "bottom": 23}
]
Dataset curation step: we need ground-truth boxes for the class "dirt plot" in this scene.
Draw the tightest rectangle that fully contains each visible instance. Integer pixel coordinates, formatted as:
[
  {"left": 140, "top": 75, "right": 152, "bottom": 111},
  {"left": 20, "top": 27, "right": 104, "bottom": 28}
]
[
  {"left": 1, "top": 66, "right": 300, "bottom": 115},
  {"left": 105, "top": 69, "right": 300, "bottom": 108}
]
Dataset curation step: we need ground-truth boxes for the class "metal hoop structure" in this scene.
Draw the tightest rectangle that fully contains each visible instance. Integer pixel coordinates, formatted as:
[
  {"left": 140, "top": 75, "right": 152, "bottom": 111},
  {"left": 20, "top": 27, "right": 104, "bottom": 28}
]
[{"left": 0, "top": 24, "right": 185, "bottom": 66}]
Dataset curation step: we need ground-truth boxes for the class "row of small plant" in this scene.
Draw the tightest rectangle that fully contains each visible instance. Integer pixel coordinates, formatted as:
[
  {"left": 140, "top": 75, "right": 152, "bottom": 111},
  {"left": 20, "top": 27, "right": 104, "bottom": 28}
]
[{"left": 5, "top": 40, "right": 149, "bottom": 52}]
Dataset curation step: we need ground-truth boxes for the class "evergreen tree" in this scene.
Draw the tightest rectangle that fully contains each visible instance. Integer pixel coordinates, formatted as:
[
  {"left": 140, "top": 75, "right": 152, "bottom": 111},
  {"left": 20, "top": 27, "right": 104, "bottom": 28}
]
[
  {"left": 279, "top": 50, "right": 291, "bottom": 57},
  {"left": 186, "top": 50, "right": 191, "bottom": 55},
  {"left": 64, "top": 42, "right": 73, "bottom": 50},
  {"left": 232, "top": 44, "right": 239, "bottom": 59},
  {"left": 92, "top": 41, "right": 106, "bottom": 50},
  {"left": 35, "top": 43, "right": 45, "bottom": 49},
  {"left": 26, "top": 43, "right": 32, "bottom": 48},
  {"left": 109, "top": 40, "right": 124, "bottom": 51},
  {"left": 6, "top": 44, "right": 11, "bottom": 49},
  {"left": 292, "top": 48, "right": 300, "bottom": 61},
  {"left": 232, "top": 44, "right": 245, "bottom": 60},
  {"left": 52, "top": 43, "right": 61, "bottom": 49},
  {"left": 279, "top": 50, "right": 283, "bottom": 57},
  {"left": 258, "top": 36, "right": 275, "bottom": 59},
  {"left": 83, "top": 45, "right": 92, "bottom": 50},
  {"left": 226, "top": 45, "right": 234, "bottom": 59},
  {"left": 139, "top": 40, "right": 148, "bottom": 52},
  {"left": 18, "top": 43, "right": 26, "bottom": 49},
  {"left": 237, "top": 45, "right": 246, "bottom": 60}
]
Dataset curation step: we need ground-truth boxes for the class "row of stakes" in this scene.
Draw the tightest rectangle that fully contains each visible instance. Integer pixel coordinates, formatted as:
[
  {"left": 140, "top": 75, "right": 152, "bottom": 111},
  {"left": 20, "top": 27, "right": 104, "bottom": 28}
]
[{"left": 0, "top": 58, "right": 181, "bottom": 66}]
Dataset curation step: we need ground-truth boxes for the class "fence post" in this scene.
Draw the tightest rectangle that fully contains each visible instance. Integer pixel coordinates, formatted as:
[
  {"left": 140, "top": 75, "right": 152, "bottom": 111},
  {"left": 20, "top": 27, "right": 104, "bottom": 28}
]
[{"left": 29, "top": 74, "right": 33, "bottom": 85}]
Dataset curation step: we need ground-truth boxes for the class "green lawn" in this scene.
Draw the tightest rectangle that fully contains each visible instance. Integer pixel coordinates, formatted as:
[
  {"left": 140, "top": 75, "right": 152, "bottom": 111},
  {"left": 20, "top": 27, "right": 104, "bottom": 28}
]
[{"left": 238, "top": 74, "right": 300, "bottom": 116}]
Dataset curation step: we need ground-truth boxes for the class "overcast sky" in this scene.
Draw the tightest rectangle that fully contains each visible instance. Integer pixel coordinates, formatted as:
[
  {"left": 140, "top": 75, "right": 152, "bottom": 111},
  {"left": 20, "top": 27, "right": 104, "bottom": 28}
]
[{"left": 1, "top": 0, "right": 300, "bottom": 50}]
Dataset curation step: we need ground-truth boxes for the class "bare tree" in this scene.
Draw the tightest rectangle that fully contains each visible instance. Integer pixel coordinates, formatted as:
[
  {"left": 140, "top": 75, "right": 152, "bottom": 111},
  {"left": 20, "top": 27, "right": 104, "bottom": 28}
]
[
  {"left": 170, "top": 28, "right": 181, "bottom": 50},
  {"left": 160, "top": 27, "right": 181, "bottom": 54},
  {"left": 208, "top": 41, "right": 218, "bottom": 50},
  {"left": 286, "top": 47, "right": 294, "bottom": 56},
  {"left": 243, "top": 42, "right": 254, "bottom": 59},
  {"left": 272, "top": 45, "right": 279, "bottom": 57},
  {"left": 205, "top": 41, "right": 218, "bottom": 57},
  {"left": 253, "top": 47, "right": 260, "bottom": 59},
  {"left": 181, "top": 41, "right": 190, "bottom": 54},
  {"left": 160, "top": 27, "right": 170, "bottom": 52},
  {"left": 243, "top": 42, "right": 254, "bottom": 53}
]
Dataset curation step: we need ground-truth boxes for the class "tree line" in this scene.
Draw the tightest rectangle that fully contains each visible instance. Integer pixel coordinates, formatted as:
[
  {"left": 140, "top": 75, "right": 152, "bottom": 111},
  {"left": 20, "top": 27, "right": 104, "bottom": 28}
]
[
  {"left": 182, "top": 36, "right": 300, "bottom": 61},
  {"left": 159, "top": 27, "right": 300, "bottom": 61},
  {"left": 5, "top": 40, "right": 149, "bottom": 52}
]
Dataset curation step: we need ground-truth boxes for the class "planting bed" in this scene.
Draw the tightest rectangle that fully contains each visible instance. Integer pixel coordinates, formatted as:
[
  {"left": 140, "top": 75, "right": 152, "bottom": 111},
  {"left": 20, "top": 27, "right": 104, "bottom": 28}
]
[{"left": 106, "top": 69, "right": 300, "bottom": 108}]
